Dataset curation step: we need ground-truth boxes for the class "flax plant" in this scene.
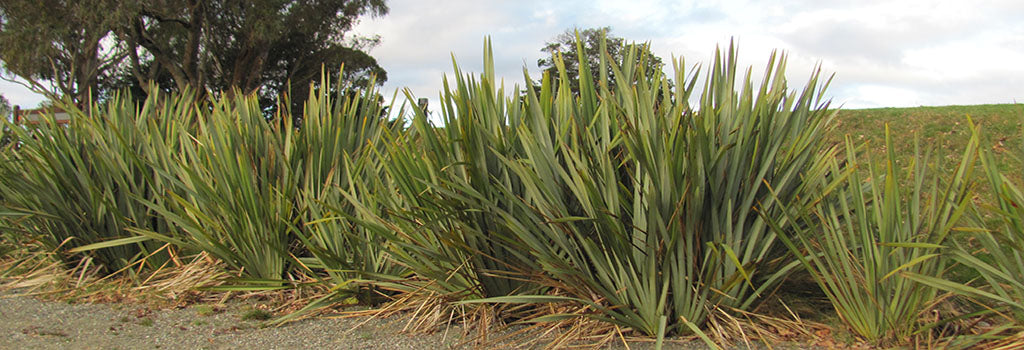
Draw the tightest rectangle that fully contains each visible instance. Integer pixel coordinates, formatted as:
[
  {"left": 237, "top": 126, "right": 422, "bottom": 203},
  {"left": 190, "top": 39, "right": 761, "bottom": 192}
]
[
  {"left": 291, "top": 72, "right": 405, "bottom": 294},
  {"left": 137, "top": 94, "right": 298, "bottom": 282},
  {"left": 769, "top": 126, "right": 979, "bottom": 345},
  {"left": 0, "top": 92, "right": 195, "bottom": 273},
  {"left": 343, "top": 41, "right": 539, "bottom": 299},
  {"left": 345, "top": 126, "right": 484, "bottom": 295},
  {"left": 906, "top": 121, "right": 1024, "bottom": 325},
  {"left": 475, "top": 37, "right": 836, "bottom": 339}
]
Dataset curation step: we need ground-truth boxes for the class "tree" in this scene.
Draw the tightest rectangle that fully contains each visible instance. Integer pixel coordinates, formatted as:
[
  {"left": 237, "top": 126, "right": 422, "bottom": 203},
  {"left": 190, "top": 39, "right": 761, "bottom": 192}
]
[
  {"left": 0, "top": 0, "right": 133, "bottom": 104},
  {"left": 0, "top": 0, "right": 389, "bottom": 108},
  {"left": 0, "top": 94, "right": 10, "bottom": 118},
  {"left": 0, "top": 94, "right": 10, "bottom": 147},
  {"left": 537, "top": 27, "right": 665, "bottom": 95},
  {"left": 118, "top": 0, "right": 388, "bottom": 105}
]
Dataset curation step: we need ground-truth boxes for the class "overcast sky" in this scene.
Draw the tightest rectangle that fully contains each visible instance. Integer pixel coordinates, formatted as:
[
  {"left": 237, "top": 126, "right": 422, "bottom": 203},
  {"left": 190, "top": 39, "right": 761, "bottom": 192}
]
[
  {"left": 3, "top": 0, "right": 1021, "bottom": 110},
  {"left": 351, "top": 0, "right": 1023, "bottom": 109}
]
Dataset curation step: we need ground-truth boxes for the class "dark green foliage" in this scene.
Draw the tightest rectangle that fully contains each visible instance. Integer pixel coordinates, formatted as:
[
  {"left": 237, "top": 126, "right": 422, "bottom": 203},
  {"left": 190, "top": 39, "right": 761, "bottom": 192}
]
[
  {"left": 0, "top": 0, "right": 388, "bottom": 106},
  {"left": 537, "top": 27, "right": 665, "bottom": 95},
  {"left": 120, "top": 0, "right": 389, "bottom": 107},
  {"left": 0, "top": 0, "right": 134, "bottom": 103}
]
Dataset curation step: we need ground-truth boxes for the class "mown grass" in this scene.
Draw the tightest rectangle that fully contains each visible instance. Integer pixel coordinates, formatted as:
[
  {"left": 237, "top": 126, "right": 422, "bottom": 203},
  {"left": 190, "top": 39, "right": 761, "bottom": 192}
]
[
  {"left": 832, "top": 104, "right": 1023, "bottom": 184},
  {"left": 832, "top": 104, "right": 1024, "bottom": 280}
]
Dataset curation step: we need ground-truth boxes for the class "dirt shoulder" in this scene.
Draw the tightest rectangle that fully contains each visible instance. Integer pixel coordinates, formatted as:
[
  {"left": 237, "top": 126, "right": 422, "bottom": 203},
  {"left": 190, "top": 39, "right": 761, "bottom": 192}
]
[
  {"left": 0, "top": 289, "right": 488, "bottom": 350},
  {"left": 1, "top": 289, "right": 767, "bottom": 349}
]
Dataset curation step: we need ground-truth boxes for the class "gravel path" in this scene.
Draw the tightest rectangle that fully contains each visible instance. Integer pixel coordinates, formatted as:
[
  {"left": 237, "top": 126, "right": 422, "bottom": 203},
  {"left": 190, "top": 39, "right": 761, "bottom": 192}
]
[
  {"left": 2, "top": 289, "right": 789, "bottom": 349},
  {"left": 0, "top": 290, "right": 478, "bottom": 349}
]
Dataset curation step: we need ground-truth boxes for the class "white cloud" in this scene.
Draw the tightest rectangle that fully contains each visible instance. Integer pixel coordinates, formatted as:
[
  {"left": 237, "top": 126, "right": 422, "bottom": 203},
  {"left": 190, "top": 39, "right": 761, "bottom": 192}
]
[
  {"left": 845, "top": 85, "right": 923, "bottom": 108},
  {"left": 351, "top": 0, "right": 560, "bottom": 106},
  {"left": 0, "top": 78, "right": 46, "bottom": 108}
]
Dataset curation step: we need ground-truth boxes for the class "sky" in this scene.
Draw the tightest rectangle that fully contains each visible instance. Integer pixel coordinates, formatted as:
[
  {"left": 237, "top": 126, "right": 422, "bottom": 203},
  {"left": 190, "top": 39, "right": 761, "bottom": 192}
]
[
  {"left": 2, "top": 0, "right": 1021, "bottom": 110},
  {"left": 348, "top": 0, "right": 1023, "bottom": 110}
]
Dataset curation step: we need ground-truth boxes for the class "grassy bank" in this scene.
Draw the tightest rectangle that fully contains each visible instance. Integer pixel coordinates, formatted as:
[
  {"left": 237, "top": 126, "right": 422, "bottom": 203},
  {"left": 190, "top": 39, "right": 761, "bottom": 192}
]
[{"left": 833, "top": 104, "right": 1023, "bottom": 180}]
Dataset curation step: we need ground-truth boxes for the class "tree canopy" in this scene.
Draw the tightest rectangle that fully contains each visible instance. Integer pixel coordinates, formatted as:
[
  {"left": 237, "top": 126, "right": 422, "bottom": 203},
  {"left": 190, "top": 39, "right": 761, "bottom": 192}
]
[
  {"left": 537, "top": 27, "right": 665, "bottom": 95},
  {"left": 0, "top": 0, "right": 133, "bottom": 103},
  {"left": 0, "top": 93, "right": 10, "bottom": 118},
  {"left": 0, "top": 0, "right": 389, "bottom": 107}
]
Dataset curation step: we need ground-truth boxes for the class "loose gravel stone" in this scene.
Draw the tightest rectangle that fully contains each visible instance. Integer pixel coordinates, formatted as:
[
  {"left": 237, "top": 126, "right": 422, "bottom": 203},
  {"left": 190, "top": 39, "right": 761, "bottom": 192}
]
[{"left": 1, "top": 289, "right": 812, "bottom": 349}]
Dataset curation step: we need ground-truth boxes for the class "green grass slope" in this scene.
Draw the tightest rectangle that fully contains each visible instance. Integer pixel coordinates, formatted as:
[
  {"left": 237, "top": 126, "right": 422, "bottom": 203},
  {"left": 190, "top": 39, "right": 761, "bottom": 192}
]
[{"left": 832, "top": 104, "right": 1023, "bottom": 183}]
